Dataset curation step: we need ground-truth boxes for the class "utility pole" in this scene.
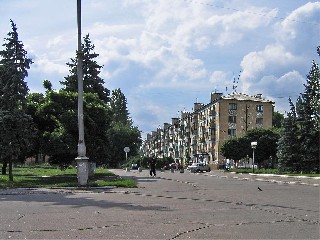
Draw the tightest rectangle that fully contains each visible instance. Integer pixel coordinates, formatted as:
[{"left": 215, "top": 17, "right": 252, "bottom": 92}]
[{"left": 76, "top": 0, "right": 89, "bottom": 186}]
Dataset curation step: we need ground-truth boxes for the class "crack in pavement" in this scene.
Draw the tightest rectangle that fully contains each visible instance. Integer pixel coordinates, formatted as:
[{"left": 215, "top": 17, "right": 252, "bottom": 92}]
[
  {"left": 120, "top": 191, "right": 319, "bottom": 226},
  {"left": 1, "top": 224, "right": 123, "bottom": 234},
  {"left": 169, "top": 218, "right": 305, "bottom": 240}
]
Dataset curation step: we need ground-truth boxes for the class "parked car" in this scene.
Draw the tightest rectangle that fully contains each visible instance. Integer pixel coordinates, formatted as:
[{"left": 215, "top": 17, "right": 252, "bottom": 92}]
[
  {"left": 131, "top": 163, "right": 139, "bottom": 170},
  {"left": 187, "top": 163, "right": 210, "bottom": 172}
]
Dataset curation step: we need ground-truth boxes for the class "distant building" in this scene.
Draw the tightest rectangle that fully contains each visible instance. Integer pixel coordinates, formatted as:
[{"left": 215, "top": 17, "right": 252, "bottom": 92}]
[{"left": 142, "top": 92, "right": 274, "bottom": 168}]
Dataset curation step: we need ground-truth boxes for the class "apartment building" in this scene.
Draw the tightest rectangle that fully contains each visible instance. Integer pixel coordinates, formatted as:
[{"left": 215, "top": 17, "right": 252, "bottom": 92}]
[{"left": 142, "top": 92, "right": 274, "bottom": 168}]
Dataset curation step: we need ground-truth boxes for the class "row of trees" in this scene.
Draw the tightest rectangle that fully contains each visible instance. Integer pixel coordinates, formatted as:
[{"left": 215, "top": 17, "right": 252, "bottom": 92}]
[
  {"left": 221, "top": 47, "right": 320, "bottom": 174},
  {"left": 0, "top": 21, "right": 142, "bottom": 180},
  {"left": 277, "top": 47, "right": 320, "bottom": 173}
]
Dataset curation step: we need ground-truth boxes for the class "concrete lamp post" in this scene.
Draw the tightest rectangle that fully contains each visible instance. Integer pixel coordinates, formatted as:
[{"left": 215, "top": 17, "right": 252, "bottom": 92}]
[
  {"left": 76, "top": 0, "right": 89, "bottom": 186},
  {"left": 251, "top": 141, "right": 257, "bottom": 173}
]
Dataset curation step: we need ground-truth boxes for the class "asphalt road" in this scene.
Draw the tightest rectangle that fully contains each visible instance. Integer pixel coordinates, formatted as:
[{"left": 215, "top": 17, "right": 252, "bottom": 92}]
[{"left": 0, "top": 169, "right": 319, "bottom": 239}]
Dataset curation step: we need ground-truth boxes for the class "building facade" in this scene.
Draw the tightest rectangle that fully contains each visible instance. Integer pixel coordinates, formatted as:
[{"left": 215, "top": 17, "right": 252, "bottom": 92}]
[{"left": 142, "top": 92, "right": 274, "bottom": 168}]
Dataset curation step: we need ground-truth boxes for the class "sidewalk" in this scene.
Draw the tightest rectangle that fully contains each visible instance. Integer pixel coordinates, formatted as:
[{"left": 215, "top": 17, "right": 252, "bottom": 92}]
[{"left": 203, "top": 170, "right": 320, "bottom": 187}]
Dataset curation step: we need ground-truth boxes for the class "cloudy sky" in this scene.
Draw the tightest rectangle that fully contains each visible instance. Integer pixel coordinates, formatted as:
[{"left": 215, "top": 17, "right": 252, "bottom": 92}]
[{"left": 0, "top": 0, "right": 319, "bottom": 137}]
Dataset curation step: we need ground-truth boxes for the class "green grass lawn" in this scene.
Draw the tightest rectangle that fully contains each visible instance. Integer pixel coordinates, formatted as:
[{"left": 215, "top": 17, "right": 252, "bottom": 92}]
[{"left": 0, "top": 164, "right": 137, "bottom": 189}]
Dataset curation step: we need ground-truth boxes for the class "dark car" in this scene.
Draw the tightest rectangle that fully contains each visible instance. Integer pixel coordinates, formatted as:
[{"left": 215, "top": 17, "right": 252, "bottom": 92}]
[{"left": 131, "top": 163, "right": 139, "bottom": 170}]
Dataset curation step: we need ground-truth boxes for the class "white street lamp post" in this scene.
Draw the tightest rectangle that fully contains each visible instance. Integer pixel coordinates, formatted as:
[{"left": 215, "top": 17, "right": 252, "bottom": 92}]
[
  {"left": 251, "top": 141, "right": 257, "bottom": 173},
  {"left": 76, "top": 0, "right": 89, "bottom": 186}
]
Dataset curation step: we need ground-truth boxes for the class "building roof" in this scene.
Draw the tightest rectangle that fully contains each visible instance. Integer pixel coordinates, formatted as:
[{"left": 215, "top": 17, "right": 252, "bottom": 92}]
[{"left": 222, "top": 92, "right": 274, "bottom": 103}]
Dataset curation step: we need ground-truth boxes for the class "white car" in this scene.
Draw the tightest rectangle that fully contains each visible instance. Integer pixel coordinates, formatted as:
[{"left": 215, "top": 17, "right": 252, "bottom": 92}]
[{"left": 187, "top": 163, "right": 210, "bottom": 172}]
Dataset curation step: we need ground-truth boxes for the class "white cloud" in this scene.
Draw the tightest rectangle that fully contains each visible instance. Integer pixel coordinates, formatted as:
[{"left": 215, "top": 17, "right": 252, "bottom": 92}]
[
  {"left": 239, "top": 2, "right": 319, "bottom": 97},
  {"left": 47, "top": 35, "right": 64, "bottom": 48},
  {"left": 209, "top": 71, "right": 227, "bottom": 83},
  {"left": 240, "top": 44, "right": 297, "bottom": 82},
  {"left": 32, "top": 56, "right": 68, "bottom": 75},
  {"left": 275, "top": 1, "right": 320, "bottom": 55},
  {"left": 2, "top": 0, "right": 316, "bottom": 136},
  {"left": 261, "top": 71, "right": 305, "bottom": 96},
  {"left": 195, "top": 36, "right": 211, "bottom": 51},
  {"left": 207, "top": 6, "right": 278, "bottom": 46}
]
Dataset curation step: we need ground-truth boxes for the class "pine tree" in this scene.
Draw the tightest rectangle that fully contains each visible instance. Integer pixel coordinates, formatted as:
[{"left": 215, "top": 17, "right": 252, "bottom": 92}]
[
  {"left": 277, "top": 99, "right": 301, "bottom": 173},
  {"left": 0, "top": 20, "right": 33, "bottom": 110},
  {"left": 298, "top": 60, "right": 320, "bottom": 173},
  {"left": 109, "top": 88, "right": 132, "bottom": 126},
  {"left": 60, "top": 34, "right": 109, "bottom": 103},
  {"left": 277, "top": 47, "right": 320, "bottom": 174},
  {"left": 0, "top": 20, "right": 35, "bottom": 180}
]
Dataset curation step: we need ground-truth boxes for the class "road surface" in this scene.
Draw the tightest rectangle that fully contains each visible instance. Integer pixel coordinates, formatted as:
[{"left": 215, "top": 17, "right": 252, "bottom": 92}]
[{"left": 0, "top": 169, "right": 319, "bottom": 239}]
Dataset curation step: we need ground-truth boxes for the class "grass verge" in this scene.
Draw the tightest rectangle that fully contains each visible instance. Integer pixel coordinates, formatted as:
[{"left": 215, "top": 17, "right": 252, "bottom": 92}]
[{"left": 0, "top": 165, "right": 137, "bottom": 189}]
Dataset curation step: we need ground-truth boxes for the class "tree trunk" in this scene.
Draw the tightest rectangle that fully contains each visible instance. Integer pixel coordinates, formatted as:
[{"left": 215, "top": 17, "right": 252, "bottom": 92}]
[
  {"left": 9, "top": 159, "right": 13, "bottom": 181},
  {"left": 2, "top": 161, "right": 7, "bottom": 175}
]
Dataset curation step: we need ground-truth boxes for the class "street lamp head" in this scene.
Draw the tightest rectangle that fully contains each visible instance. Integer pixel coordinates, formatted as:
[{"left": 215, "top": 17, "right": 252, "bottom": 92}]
[{"left": 251, "top": 141, "right": 257, "bottom": 149}]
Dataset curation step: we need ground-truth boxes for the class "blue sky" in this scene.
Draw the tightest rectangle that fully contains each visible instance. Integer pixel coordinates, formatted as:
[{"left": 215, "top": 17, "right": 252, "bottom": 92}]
[{"left": 0, "top": 0, "right": 319, "bottom": 137}]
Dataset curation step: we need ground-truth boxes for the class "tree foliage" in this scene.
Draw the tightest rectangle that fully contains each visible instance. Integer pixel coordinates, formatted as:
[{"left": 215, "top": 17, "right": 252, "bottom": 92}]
[
  {"left": 27, "top": 89, "right": 112, "bottom": 165},
  {"left": 277, "top": 100, "right": 301, "bottom": 172},
  {"left": 0, "top": 20, "right": 35, "bottom": 180},
  {"left": 221, "top": 128, "right": 280, "bottom": 168},
  {"left": 221, "top": 138, "right": 249, "bottom": 161},
  {"left": 272, "top": 111, "right": 284, "bottom": 129},
  {"left": 60, "top": 34, "right": 109, "bottom": 103},
  {"left": 107, "top": 123, "right": 142, "bottom": 167},
  {"left": 277, "top": 47, "right": 320, "bottom": 173},
  {"left": 109, "top": 88, "right": 131, "bottom": 125}
]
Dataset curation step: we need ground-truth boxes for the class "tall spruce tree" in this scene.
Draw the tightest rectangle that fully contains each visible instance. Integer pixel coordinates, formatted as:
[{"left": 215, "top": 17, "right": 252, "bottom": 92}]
[
  {"left": 109, "top": 88, "right": 131, "bottom": 126},
  {"left": 298, "top": 59, "right": 320, "bottom": 173},
  {"left": 277, "top": 99, "right": 301, "bottom": 172},
  {"left": 0, "top": 20, "right": 35, "bottom": 180},
  {"left": 0, "top": 20, "right": 33, "bottom": 110},
  {"left": 61, "top": 34, "right": 109, "bottom": 102},
  {"left": 277, "top": 47, "right": 320, "bottom": 173}
]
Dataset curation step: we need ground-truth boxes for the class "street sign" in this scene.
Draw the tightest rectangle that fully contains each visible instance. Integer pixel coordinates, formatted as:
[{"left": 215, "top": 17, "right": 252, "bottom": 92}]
[{"left": 124, "top": 147, "right": 130, "bottom": 153}]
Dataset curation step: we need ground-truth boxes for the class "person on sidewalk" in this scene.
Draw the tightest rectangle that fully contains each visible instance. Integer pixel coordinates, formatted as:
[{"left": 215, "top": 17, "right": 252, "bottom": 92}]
[{"left": 149, "top": 157, "right": 157, "bottom": 177}]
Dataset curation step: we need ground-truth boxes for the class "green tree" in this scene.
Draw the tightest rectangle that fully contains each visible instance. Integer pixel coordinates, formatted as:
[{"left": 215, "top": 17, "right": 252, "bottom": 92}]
[
  {"left": 60, "top": 34, "right": 109, "bottom": 103},
  {"left": 108, "top": 123, "right": 142, "bottom": 167},
  {"left": 0, "top": 20, "right": 35, "bottom": 180},
  {"left": 221, "top": 128, "right": 280, "bottom": 168},
  {"left": 109, "top": 88, "right": 131, "bottom": 125},
  {"left": 277, "top": 47, "right": 320, "bottom": 173},
  {"left": 297, "top": 59, "right": 320, "bottom": 173},
  {"left": 28, "top": 89, "right": 112, "bottom": 165},
  {"left": 277, "top": 99, "right": 301, "bottom": 172},
  {"left": 244, "top": 128, "right": 280, "bottom": 167},
  {"left": 107, "top": 88, "right": 142, "bottom": 167},
  {"left": 272, "top": 111, "right": 284, "bottom": 129},
  {"left": 221, "top": 137, "right": 249, "bottom": 162}
]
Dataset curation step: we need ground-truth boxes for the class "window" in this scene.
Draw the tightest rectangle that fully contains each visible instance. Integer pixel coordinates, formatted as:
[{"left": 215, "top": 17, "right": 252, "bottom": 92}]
[
  {"left": 256, "top": 105, "right": 263, "bottom": 112},
  {"left": 229, "top": 103, "right": 237, "bottom": 110},
  {"left": 256, "top": 118, "right": 263, "bottom": 125},
  {"left": 228, "top": 116, "right": 236, "bottom": 123},
  {"left": 228, "top": 129, "right": 236, "bottom": 137}
]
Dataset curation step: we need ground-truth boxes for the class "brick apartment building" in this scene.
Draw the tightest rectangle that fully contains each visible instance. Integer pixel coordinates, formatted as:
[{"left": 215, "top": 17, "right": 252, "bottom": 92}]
[{"left": 142, "top": 92, "right": 274, "bottom": 168}]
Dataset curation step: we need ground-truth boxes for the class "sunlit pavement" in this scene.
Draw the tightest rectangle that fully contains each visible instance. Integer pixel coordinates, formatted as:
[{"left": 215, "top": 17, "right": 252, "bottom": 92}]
[{"left": 0, "top": 169, "right": 319, "bottom": 239}]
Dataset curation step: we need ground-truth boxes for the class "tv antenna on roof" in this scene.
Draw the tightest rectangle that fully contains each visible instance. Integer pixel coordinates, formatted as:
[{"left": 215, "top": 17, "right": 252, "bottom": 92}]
[{"left": 232, "top": 70, "right": 241, "bottom": 92}]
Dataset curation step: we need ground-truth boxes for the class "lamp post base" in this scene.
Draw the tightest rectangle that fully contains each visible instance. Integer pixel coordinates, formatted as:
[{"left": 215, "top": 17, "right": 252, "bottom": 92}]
[{"left": 76, "top": 156, "right": 89, "bottom": 186}]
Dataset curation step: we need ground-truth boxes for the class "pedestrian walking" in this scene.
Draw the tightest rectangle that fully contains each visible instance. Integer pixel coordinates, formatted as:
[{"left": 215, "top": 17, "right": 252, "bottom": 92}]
[{"left": 149, "top": 157, "right": 156, "bottom": 177}]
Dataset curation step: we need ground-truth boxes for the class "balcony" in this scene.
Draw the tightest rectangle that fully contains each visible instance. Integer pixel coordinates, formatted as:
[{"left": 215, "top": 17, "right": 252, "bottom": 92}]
[
  {"left": 228, "top": 109, "right": 237, "bottom": 116},
  {"left": 256, "top": 112, "right": 264, "bottom": 117}
]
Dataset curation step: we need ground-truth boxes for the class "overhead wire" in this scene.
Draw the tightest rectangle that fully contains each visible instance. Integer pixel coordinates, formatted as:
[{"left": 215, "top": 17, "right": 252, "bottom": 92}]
[{"left": 183, "top": 0, "right": 320, "bottom": 26}]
